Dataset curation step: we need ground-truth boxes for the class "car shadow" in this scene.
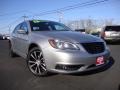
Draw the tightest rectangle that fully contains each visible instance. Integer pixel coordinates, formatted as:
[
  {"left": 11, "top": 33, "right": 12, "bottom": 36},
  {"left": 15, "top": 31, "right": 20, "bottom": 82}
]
[
  {"left": 118, "top": 84, "right": 120, "bottom": 90},
  {"left": 70, "top": 56, "right": 115, "bottom": 76}
]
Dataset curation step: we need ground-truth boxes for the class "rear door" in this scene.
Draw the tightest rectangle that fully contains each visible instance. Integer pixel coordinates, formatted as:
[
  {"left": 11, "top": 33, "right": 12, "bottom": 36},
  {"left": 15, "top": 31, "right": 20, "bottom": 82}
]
[
  {"left": 11, "top": 23, "right": 21, "bottom": 52},
  {"left": 16, "top": 22, "right": 29, "bottom": 58}
]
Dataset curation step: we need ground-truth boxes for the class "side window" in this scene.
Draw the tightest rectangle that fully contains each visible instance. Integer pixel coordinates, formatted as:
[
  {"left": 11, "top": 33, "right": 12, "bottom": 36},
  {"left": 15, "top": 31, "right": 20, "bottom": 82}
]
[
  {"left": 20, "top": 22, "right": 28, "bottom": 32},
  {"left": 54, "top": 24, "right": 65, "bottom": 31},
  {"left": 13, "top": 24, "right": 21, "bottom": 34}
]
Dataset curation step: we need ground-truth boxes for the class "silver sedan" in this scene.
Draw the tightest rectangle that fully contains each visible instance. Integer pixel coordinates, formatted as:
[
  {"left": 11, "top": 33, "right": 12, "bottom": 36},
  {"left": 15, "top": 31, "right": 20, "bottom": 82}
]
[{"left": 9, "top": 20, "right": 110, "bottom": 76}]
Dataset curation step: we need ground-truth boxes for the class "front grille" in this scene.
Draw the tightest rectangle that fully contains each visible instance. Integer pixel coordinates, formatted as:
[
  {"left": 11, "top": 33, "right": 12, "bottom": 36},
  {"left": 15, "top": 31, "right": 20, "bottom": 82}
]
[
  {"left": 81, "top": 42, "right": 105, "bottom": 54},
  {"left": 55, "top": 64, "right": 84, "bottom": 71}
]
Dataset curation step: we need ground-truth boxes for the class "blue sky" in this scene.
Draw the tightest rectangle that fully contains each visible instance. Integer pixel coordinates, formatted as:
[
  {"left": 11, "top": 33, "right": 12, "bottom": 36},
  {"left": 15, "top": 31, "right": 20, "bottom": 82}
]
[{"left": 0, "top": 0, "right": 120, "bottom": 34}]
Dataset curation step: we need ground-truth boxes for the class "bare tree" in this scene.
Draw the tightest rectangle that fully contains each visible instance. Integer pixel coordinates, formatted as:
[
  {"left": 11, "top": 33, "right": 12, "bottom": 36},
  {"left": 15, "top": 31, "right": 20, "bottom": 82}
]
[
  {"left": 64, "top": 18, "right": 115, "bottom": 33},
  {"left": 104, "top": 19, "right": 114, "bottom": 26}
]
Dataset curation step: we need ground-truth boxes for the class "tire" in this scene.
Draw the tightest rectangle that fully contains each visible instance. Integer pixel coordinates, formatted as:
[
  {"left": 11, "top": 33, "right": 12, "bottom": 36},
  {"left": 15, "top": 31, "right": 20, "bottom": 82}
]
[
  {"left": 9, "top": 49, "right": 17, "bottom": 57},
  {"left": 9, "top": 42, "right": 17, "bottom": 57},
  {"left": 27, "top": 47, "right": 48, "bottom": 76}
]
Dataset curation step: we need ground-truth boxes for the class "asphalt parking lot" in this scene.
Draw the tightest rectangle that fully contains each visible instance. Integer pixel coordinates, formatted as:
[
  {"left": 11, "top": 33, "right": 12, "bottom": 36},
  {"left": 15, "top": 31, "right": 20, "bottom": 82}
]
[{"left": 0, "top": 40, "right": 120, "bottom": 90}]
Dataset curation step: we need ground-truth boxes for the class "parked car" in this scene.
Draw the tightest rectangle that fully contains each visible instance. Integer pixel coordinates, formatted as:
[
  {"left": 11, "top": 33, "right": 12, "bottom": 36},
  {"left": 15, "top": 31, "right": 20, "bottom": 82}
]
[
  {"left": 0, "top": 34, "right": 3, "bottom": 40},
  {"left": 5, "top": 34, "right": 10, "bottom": 40},
  {"left": 75, "top": 29, "right": 86, "bottom": 34},
  {"left": 2, "top": 34, "right": 10, "bottom": 40},
  {"left": 0, "top": 34, "right": 6, "bottom": 40},
  {"left": 9, "top": 20, "right": 110, "bottom": 76},
  {"left": 100, "top": 25, "right": 120, "bottom": 41}
]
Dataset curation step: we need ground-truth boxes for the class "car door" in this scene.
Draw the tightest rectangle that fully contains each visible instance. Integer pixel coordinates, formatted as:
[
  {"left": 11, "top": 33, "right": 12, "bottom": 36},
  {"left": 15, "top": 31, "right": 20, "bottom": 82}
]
[
  {"left": 16, "top": 22, "right": 29, "bottom": 58},
  {"left": 11, "top": 23, "right": 21, "bottom": 52}
]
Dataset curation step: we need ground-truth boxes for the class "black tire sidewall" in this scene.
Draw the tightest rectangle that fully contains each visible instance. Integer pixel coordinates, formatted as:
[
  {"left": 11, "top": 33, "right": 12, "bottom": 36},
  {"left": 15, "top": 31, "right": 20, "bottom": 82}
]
[{"left": 9, "top": 42, "right": 16, "bottom": 57}]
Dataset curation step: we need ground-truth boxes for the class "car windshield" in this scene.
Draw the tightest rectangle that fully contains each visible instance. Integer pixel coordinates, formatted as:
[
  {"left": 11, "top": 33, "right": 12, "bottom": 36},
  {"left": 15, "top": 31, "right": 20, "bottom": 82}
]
[
  {"left": 30, "top": 20, "right": 71, "bottom": 31},
  {"left": 105, "top": 26, "right": 120, "bottom": 31}
]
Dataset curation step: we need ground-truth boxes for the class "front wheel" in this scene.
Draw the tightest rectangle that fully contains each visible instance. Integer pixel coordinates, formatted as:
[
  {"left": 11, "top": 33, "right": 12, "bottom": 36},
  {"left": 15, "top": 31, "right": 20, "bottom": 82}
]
[{"left": 27, "top": 47, "right": 48, "bottom": 76}]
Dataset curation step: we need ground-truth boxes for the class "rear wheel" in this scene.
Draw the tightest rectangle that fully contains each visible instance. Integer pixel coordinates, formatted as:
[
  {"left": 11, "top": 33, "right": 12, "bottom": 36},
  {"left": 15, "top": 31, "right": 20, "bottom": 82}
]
[
  {"left": 9, "top": 41, "right": 17, "bottom": 57},
  {"left": 27, "top": 47, "right": 48, "bottom": 76}
]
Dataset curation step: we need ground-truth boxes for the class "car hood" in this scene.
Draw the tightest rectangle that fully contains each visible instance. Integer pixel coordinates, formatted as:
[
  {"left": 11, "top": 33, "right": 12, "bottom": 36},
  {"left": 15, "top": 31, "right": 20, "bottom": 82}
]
[{"left": 32, "top": 31, "right": 103, "bottom": 43}]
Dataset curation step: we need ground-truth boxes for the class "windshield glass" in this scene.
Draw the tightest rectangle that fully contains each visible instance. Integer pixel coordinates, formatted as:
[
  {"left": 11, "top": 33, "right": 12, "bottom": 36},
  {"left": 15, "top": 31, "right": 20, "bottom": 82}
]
[
  {"left": 105, "top": 26, "right": 120, "bottom": 31},
  {"left": 30, "top": 20, "right": 71, "bottom": 31}
]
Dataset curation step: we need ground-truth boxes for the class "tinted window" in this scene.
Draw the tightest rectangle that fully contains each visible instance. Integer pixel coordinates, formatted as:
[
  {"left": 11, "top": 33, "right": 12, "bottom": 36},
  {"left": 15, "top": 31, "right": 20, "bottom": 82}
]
[
  {"left": 20, "top": 22, "right": 28, "bottom": 32},
  {"left": 30, "top": 20, "right": 71, "bottom": 31},
  {"left": 105, "top": 26, "right": 120, "bottom": 31},
  {"left": 13, "top": 24, "right": 21, "bottom": 33}
]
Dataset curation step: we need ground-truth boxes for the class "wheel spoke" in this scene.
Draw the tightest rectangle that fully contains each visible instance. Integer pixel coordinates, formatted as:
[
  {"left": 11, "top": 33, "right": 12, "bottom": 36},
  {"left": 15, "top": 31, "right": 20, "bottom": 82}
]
[
  {"left": 30, "top": 63, "right": 36, "bottom": 68},
  {"left": 37, "top": 65, "right": 41, "bottom": 74},
  {"left": 34, "top": 66, "right": 38, "bottom": 73},
  {"left": 41, "top": 64, "right": 46, "bottom": 71},
  {"left": 41, "top": 62, "right": 46, "bottom": 67},
  {"left": 40, "top": 57, "right": 44, "bottom": 61},
  {"left": 28, "top": 60, "right": 36, "bottom": 64},
  {"left": 34, "top": 51, "right": 38, "bottom": 59},
  {"left": 31, "top": 53, "right": 37, "bottom": 60},
  {"left": 38, "top": 52, "right": 42, "bottom": 59}
]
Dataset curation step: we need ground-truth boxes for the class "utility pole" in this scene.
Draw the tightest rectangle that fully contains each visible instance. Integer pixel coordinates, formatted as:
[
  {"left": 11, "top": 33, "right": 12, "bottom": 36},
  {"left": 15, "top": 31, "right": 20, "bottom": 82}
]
[
  {"left": 22, "top": 14, "right": 28, "bottom": 21},
  {"left": 57, "top": 11, "right": 63, "bottom": 23}
]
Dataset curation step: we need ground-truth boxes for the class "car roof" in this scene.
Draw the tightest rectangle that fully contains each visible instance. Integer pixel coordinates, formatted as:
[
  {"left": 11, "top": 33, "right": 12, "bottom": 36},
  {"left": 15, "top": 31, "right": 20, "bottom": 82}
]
[{"left": 27, "top": 20, "right": 53, "bottom": 23}]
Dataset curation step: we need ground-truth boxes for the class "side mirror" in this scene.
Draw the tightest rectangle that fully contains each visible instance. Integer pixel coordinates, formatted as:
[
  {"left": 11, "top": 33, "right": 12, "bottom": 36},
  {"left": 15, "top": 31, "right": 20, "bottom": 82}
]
[{"left": 17, "top": 29, "right": 27, "bottom": 34}]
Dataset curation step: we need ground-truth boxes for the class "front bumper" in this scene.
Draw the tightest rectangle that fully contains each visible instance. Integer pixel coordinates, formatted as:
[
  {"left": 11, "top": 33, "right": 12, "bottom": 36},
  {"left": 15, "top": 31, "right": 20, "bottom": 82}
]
[{"left": 43, "top": 47, "right": 110, "bottom": 74}]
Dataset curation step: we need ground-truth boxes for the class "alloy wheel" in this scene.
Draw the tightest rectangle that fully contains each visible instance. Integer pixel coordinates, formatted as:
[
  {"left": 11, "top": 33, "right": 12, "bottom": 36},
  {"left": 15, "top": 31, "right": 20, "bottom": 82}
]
[{"left": 28, "top": 48, "right": 47, "bottom": 76}]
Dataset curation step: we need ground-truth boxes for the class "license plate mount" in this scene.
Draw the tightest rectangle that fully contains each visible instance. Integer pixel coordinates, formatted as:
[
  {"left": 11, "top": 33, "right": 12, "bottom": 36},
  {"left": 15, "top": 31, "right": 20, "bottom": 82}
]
[{"left": 96, "top": 56, "right": 104, "bottom": 66}]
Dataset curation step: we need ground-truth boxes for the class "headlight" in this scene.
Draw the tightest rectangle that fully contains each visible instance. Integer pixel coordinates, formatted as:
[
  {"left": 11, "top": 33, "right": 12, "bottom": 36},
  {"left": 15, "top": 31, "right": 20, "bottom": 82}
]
[{"left": 48, "top": 39, "right": 79, "bottom": 50}]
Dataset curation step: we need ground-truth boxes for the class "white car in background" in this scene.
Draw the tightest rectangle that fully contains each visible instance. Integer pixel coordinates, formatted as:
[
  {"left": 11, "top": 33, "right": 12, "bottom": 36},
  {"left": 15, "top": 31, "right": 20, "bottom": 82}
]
[{"left": 101, "top": 25, "right": 120, "bottom": 42}]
